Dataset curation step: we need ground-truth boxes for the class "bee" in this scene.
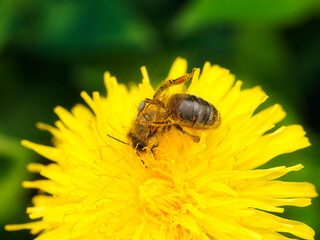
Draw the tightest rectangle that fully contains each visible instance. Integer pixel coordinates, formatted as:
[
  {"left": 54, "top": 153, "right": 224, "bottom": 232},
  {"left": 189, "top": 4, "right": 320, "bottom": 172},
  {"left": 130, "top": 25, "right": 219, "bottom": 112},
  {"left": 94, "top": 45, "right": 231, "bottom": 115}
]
[{"left": 127, "top": 68, "right": 221, "bottom": 153}]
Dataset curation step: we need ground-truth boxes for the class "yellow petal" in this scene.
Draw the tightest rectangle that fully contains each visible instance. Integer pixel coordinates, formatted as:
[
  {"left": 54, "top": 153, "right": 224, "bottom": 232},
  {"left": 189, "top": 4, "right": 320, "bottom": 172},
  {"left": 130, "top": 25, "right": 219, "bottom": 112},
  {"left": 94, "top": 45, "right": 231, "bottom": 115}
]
[{"left": 167, "top": 57, "right": 187, "bottom": 79}]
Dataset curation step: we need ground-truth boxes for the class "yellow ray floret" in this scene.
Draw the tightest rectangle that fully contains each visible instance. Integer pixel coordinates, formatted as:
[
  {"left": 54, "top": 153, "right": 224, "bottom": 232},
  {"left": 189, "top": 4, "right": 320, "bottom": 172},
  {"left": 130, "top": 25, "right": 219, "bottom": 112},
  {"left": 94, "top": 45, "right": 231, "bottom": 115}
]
[{"left": 6, "top": 58, "right": 317, "bottom": 240}]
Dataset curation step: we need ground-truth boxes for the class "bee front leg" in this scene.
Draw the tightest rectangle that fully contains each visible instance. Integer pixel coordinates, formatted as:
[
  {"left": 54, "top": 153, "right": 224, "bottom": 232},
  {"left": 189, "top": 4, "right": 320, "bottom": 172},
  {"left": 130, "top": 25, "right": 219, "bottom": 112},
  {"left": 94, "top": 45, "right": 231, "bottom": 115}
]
[{"left": 174, "top": 125, "right": 200, "bottom": 142}]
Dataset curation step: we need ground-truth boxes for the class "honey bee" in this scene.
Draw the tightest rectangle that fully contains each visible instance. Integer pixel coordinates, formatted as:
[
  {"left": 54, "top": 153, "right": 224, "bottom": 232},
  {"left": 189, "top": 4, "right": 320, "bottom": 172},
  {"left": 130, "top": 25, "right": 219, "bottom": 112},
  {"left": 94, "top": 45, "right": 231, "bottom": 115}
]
[{"left": 127, "top": 68, "right": 221, "bottom": 153}]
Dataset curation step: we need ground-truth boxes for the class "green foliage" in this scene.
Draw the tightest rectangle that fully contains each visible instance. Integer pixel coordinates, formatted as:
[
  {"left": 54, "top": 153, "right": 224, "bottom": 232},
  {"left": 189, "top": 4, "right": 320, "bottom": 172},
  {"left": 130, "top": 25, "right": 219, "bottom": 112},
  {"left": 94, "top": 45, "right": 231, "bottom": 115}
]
[
  {"left": 0, "top": 133, "right": 32, "bottom": 222},
  {"left": 0, "top": 0, "right": 14, "bottom": 50},
  {"left": 172, "top": 0, "right": 320, "bottom": 36},
  {"left": 11, "top": 0, "right": 154, "bottom": 56}
]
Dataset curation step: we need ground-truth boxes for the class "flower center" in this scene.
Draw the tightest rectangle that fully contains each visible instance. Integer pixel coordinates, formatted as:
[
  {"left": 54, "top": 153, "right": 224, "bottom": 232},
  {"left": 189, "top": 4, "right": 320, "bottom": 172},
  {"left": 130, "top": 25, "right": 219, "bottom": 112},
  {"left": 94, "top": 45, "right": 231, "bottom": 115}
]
[{"left": 139, "top": 178, "right": 181, "bottom": 219}]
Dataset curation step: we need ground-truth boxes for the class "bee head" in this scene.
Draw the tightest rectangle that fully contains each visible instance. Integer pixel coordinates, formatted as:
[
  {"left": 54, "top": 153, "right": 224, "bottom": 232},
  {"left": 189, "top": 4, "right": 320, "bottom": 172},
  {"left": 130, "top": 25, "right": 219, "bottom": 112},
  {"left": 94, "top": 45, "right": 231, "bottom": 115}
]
[
  {"left": 128, "top": 131, "right": 147, "bottom": 152},
  {"left": 135, "top": 141, "right": 146, "bottom": 152}
]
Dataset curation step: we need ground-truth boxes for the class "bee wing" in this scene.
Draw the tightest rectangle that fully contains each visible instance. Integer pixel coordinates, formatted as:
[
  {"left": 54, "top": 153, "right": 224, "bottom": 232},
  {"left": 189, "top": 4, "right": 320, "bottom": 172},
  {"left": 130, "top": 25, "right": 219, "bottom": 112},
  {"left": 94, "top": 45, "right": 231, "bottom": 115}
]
[
  {"left": 137, "top": 78, "right": 173, "bottom": 119},
  {"left": 162, "top": 92, "right": 186, "bottom": 121},
  {"left": 146, "top": 92, "right": 189, "bottom": 136},
  {"left": 137, "top": 92, "right": 169, "bottom": 125},
  {"left": 138, "top": 69, "right": 196, "bottom": 125}
]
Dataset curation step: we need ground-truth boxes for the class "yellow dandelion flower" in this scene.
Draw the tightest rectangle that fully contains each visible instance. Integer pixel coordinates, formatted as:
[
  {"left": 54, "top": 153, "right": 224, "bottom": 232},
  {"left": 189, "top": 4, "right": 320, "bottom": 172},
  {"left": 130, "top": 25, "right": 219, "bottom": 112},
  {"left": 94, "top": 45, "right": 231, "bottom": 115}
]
[{"left": 6, "top": 58, "right": 317, "bottom": 240}]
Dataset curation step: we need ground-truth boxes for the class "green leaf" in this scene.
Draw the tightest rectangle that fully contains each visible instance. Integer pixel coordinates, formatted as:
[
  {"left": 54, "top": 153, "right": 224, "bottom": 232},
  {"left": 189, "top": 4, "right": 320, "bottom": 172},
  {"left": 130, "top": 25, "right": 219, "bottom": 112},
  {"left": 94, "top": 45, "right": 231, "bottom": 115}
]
[
  {"left": 171, "top": 0, "right": 320, "bottom": 37},
  {"left": 0, "top": 133, "right": 31, "bottom": 223},
  {"left": 14, "top": 0, "right": 156, "bottom": 56},
  {"left": 0, "top": 0, "right": 14, "bottom": 51}
]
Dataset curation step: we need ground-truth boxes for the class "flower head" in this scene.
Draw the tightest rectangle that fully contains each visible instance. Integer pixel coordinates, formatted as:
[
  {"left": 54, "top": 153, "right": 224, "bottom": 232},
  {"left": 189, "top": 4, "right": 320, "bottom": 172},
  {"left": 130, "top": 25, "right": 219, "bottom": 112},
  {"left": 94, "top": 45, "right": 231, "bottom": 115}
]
[{"left": 6, "top": 58, "right": 317, "bottom": 240}]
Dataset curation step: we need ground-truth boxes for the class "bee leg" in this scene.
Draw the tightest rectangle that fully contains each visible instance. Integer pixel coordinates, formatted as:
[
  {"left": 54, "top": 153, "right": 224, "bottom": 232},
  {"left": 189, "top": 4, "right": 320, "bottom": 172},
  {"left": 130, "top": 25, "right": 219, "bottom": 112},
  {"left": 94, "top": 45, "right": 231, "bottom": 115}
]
[
  {"left": 143, "top": 98, "right": 166, "bottom": 110},
  {"left": 153, "top": 68, "right": 197, "bottom": 98},
  {"left": 174, "top": 125, "right": 200, "bottom": 142},
  {"left": 151, "top": 121, "right": 171, "bottom": 125},
  {"left": 151, "top": 145, "right": 158, "bottom": 153}
]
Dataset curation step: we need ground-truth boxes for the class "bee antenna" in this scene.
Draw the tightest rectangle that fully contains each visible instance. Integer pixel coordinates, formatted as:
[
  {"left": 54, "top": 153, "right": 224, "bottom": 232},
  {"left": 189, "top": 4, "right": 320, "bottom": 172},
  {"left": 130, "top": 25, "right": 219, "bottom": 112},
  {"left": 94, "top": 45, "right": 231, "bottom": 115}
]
[
  {"left": 107, "top": 134, "right": 129, "bottom": 145},
  {"left": 108, "top": 134, "right": 148, "bottom": 168}
]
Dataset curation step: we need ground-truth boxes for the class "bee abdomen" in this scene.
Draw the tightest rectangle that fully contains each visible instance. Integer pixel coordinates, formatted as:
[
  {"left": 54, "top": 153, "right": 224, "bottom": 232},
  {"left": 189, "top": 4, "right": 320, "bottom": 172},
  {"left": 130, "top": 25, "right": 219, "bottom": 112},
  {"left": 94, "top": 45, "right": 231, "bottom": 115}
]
[{"left": 169, "top": 94, "right": 220, "bottom": 129}]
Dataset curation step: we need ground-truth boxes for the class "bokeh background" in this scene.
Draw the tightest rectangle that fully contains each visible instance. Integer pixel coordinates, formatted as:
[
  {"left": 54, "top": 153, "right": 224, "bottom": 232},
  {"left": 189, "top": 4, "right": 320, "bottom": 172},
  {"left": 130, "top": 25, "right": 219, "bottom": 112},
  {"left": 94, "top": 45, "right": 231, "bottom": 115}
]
[{"left": 1, "top": 0, "right": 319, "bottom": 239}]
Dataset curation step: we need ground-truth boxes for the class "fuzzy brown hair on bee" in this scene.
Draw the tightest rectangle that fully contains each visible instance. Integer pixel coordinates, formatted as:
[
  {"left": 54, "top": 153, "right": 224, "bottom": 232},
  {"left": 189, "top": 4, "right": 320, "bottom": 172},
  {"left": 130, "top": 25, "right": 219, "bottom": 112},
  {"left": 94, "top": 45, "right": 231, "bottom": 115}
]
[{"left": 128, "top": 68, "right": 221, "bottom": 153}]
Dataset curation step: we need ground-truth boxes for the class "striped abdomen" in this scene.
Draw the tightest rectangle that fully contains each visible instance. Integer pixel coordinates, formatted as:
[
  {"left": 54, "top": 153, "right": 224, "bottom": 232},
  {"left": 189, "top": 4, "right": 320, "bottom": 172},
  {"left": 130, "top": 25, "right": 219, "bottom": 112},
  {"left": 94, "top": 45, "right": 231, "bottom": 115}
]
[{"left": 168, "top": 94, "right": 220, "bottom": 129}]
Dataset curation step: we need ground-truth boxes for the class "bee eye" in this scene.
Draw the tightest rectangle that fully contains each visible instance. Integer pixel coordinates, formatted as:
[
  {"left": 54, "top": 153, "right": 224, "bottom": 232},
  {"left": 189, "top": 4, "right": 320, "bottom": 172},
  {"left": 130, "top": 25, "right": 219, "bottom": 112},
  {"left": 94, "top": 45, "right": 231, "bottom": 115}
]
[{"left": 138, "top": 100, "right": 146, "bottom": 112}]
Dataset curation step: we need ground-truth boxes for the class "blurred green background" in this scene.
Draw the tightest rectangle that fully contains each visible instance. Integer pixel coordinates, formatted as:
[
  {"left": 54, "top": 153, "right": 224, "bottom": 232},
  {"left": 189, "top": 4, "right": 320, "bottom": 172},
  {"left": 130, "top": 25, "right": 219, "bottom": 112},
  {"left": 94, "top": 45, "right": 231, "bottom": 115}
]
[{"left": 1, "top": 0, "right": 319, "bottom": 239}]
